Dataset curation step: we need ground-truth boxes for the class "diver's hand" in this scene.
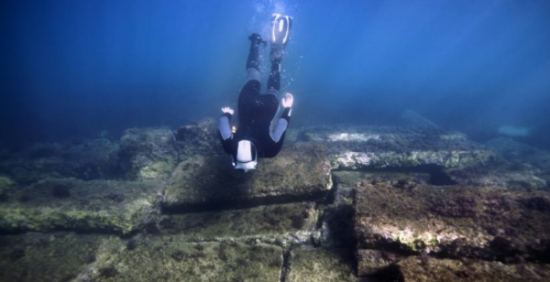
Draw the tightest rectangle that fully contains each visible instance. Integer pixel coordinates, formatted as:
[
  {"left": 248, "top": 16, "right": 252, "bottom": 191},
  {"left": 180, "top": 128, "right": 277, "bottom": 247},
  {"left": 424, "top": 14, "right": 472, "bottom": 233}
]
[
  {"left": 281, "top": 92, "right": 294, "bottom": 108},
  {"left": 221, "top": 106, "right": 234, "bottom": 116}
]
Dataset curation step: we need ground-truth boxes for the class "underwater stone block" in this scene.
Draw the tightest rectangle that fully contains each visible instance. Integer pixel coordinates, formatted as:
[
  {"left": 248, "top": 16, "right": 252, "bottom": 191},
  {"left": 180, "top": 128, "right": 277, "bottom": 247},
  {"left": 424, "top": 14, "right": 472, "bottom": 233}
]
[
  {"left": 353, "top": 175, "right": 550, "bottom": 262},
  {"left": 298, "top": 125, "right": 479, "bottom": 150},
  {"left": 296, "top": 125, "right": 494, "bottom": 170},
  {"left": 395, "top": 256, "right": 550, "bottom": 282},
  {"left": 286, "top": 247, "right": 357, "bottom": 282},
  {"left": 468, "top": 137, "right": 550, "bottom": 188},
  {"left": 0, "top": 138, "right": 120, "bottom": 183},
  {"left": 174, "top": 119, "right": 222, "bottom": 155},
  {"left": 0, "top": 232, "right": 109, "bottom": 282},
  {"left": 316, "top": 172, "right": 357, "bottom": 248},
  {"left": 0, "top": 176, "right": 15, "bottom": 202},
  {"left": 356, "top": 249, "right": 401, "bottom": 276},
  {"left": 333, "top": 149, "right": 494, "bottom": 170},
  {"left": 118, "top": 127, "right": 178, "bottom": 181},
  {"left": 485, "top": 137, "right": 550, "bottom": 169},
  {"left": 0, "top": 175, "right": 14, "bottom": 188},
  {"left": 441, "top": 139, "right": 550, "bottom": 189},
  {"left": 162, "top": 143, "right": 332, "bottom": 211},
  {"left": 0, "top": 178, "right": 160, "bottom": 235},
  {"left": 157, "top": 202, "right": 319, "bottom": 244},
  {"left": 447, "top": 164, "right": 547, "bottom": 189},
  {"left": 84, "top": 235, "right": 283, "bottom": 282}
]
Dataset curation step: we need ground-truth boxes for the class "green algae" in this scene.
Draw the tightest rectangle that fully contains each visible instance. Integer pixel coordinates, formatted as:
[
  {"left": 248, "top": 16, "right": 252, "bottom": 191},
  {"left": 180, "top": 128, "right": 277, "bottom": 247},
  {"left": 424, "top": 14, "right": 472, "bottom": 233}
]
[
  {"left": 87, "top": 235, "right": 283, "bottom": 282},
  {"left": 287, "top": 247, "right": 357, "bottom": 282},
  {"left": 0, "top": 178, "right": 159, "bottom": 235},
  {"left": 163, "top": 143, "right": 332, "bottom": 209},
  {"left": 158, "top": 202, "right": 319, "bottom": 243},
  {"left": 0, "top": 232, "right": 108, "bottom": 282}
]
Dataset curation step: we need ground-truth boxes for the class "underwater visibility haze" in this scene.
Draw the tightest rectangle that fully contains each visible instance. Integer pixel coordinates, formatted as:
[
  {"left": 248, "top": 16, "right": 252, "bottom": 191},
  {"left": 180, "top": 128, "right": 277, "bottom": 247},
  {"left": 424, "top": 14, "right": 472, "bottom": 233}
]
[
  {"left": 1, "top": 0, "right": 550, "bottom": 148},
  {"left": 1, "top": 0, "right": 550, "bottom": 281}
]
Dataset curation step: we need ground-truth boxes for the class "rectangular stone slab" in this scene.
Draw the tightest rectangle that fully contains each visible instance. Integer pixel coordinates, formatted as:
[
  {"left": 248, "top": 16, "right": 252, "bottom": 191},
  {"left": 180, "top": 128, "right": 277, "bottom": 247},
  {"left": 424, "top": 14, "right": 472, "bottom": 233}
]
[
  {"left": 158, "top": 202, "right": 319, "bottom": 243},
  {"left": 298, "top": 126, "right": 494, "bottom": 170},
  {"left": 356, "top": 249, "right": 402, "bottom": 276},
  {"left": 85, "top": 235, "right": 283, "bottom": 281},
  {"left": 162, "top": 143, "right": 332, "bottom": 211},
  {"left": 300, "top": 126, "right": 478, "bottom": 153},
  {"left": 354, "top": 173, "right": 550, "bottom": 262},
  {"left": 333, "top": 149, "right": 494, "bottom": 170},
  {"left": 396, "top": 256, "right": 550, "bottom": 282},
  {"left": 0, "top": 232, "right": 108, "bottom": 282},
  {"left": 287, "top": 247, "right": 357, "bottom": 282},
  {"left": 0, "top": 139, "right": 120, "bottom": 184},
  {"left": 0, "top": 178, "right": 160, "bottom": 235}
]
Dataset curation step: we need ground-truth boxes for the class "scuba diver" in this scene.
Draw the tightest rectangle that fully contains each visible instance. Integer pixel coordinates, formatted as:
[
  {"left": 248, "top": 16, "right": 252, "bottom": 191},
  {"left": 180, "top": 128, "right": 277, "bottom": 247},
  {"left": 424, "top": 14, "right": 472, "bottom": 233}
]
[{"left": 218, "top": 13, "right": 294, "bottom": 172}]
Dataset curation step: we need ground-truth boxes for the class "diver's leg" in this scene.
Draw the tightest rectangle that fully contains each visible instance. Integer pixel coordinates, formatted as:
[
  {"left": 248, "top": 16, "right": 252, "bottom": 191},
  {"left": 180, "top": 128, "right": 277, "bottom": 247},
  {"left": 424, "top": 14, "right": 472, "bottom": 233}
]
[
  {"left": 267, "top": 13, "right": 292, "bottom": 93},
  {"left": 245, "top": 33, "right": 265, "bottom": 82},
  {"left": 267, "top": 51, "right": 282, "bottom": 92},
  {"left": 239, "top": 34, "right": 265, "bottom": 122}
]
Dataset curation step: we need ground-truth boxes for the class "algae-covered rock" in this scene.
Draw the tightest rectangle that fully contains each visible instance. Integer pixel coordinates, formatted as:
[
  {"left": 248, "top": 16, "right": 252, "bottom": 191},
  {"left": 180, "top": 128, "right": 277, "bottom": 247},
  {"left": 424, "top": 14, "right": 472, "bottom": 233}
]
[
  {"left": 448, "top": 163, "right": 547, "bottom": 189},
  {"left": 356, "top": 249, "right": 401, "bottom": 276},
  {"left": 174, "top": 119, "right": 220, "bottom": 155},
  {"left": 82, "top": 235, "right": 283, "bottom": 282},
  {"left": 333, "top": 149, "right": 494, "bottom": 170},
  {"left": 158, "top": 202, "right": 319, "bottom": 244},
  {"left": 463, "top": 137, "right": 550, "bottom": 188},
  {"left": 162, "top": 143, "right": 332, "bottom": 211},
  {"left": 396, "top": 256, "right": 550, "bottom": 282},
  {"left": 0, "top": 178, "right": 160, "bottom": 235},
  {"left": 118, "top": 128, "right": 178, "bottom": 181},
  {"left": 1, "top": 232, "right": 285, "bottom": 282},
  {"left": 0, "top": 232, "right": 108, "bottom": 282},
  {"left": 486, "top": 137, "right": 550, "bottom": 170},
  {"left": 353, "top": 172, "right": 550, "bottom": 262},
  {"left": 287, "top": 247, "right": 357, "bottom": 282},
  {"left": 0, "top": 175, "right": 14, "bottom": 188},
  {"left": 0, "top": 176, "right": 15, "bottom": 202},
  {"left": 296, "top": 125, "right": 494, "bottom": 171},
  {"left": 0, "top": 139, "right": 120, "bottom": 183},
  {"left": 316, "top": 172, "right": 357, "bottom": 248}
]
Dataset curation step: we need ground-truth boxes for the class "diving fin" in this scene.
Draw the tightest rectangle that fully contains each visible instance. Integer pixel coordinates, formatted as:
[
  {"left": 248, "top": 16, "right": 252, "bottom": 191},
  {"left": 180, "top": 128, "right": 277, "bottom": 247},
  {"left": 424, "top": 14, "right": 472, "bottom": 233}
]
[
  {"left": 271, "top": 13, "right": 292, "bottom": 46},
  {"left": 270, "top": 13, "right": 292, "bottom": 62}
]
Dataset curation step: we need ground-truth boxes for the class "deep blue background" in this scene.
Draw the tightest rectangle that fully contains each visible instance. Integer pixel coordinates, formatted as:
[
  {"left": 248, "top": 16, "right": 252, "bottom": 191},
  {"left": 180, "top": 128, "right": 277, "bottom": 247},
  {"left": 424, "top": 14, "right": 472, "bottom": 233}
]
[{"left": 1, "top": 0, "right": 549, "bottom": 148}]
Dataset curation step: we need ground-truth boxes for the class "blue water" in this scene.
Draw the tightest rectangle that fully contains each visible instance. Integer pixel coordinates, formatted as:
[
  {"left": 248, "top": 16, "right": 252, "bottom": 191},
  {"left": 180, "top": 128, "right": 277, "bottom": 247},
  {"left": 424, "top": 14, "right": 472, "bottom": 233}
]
[{"left": 1, "top": 0, "right": 549, "bottom": 148}]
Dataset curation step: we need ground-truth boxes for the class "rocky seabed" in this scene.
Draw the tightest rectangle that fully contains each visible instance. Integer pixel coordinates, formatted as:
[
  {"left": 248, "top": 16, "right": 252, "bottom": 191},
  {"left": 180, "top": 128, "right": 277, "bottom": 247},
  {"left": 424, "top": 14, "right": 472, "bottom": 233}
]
[{"left": 1, "top": 120, "right": 549, "bottom": 281}]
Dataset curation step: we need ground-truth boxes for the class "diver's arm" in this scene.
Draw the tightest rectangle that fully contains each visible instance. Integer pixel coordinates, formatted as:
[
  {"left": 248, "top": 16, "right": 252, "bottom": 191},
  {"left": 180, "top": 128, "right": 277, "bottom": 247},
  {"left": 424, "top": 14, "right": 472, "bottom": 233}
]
[
  {"left": 270, "top": 111, "right": 290, "bottom": 142},
  {"left": 269, "top": 93, "right": 293, "bottom": 143},
  {"left": 218, "top": 107, "right": 234, "bottom": 153}
]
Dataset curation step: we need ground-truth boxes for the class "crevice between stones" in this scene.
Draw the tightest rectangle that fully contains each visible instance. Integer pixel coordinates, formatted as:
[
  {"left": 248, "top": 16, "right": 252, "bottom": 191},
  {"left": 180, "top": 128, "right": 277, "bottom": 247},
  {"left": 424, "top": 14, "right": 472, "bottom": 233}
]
[
  {"left": 366, "top": 263, "right": 405, "bottom": 282},
  {"left": 0, "top": 226, "right": 140, "bottom": 238},
  {"left": 333, "top": 164, "right": 457, "bottom": 186},
  {"left": 161, "top": 190, "right": 330, "bottom": 214},
  {"left": 357, "top": 232, "right": 550, "bottom": 265},
  {"left": 279, "top": 247, "right": 292, "bottom": 282}
]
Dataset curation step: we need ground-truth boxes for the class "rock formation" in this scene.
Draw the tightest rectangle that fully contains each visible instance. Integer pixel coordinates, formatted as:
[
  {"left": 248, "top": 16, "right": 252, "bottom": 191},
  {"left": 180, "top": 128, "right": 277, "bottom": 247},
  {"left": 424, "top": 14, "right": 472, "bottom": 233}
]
[{"left": 1, "top": 117, "right": 549, "bottom": 281}]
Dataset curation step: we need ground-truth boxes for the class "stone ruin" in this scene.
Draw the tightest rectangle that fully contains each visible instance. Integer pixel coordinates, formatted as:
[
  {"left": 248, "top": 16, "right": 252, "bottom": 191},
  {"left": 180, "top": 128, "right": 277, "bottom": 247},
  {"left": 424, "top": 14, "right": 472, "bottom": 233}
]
[{"left": 0, "top": 116, "right": 549, "bottom": 281}]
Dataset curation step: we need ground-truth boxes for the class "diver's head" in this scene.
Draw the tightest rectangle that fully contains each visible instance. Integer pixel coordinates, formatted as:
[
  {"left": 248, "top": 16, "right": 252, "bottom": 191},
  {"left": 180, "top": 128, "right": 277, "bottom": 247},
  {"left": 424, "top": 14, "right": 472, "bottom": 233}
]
[{"left": 233, "top": 140, "right": 257, "bottom": 172}]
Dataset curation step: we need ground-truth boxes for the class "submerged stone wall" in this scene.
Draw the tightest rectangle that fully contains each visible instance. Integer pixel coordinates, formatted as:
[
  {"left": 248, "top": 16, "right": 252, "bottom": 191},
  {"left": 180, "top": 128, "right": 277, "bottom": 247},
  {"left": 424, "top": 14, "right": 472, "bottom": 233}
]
[{"left": 1, "top": 118, "right": 549, "bottom": 281}]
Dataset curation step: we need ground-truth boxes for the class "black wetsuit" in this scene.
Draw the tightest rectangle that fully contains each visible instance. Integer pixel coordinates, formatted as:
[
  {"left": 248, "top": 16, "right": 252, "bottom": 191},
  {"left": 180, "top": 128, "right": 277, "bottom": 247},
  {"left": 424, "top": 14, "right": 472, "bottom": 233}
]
[{"left": 218, "top": 34, "right": 291, "bottom": 161}]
